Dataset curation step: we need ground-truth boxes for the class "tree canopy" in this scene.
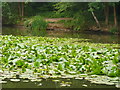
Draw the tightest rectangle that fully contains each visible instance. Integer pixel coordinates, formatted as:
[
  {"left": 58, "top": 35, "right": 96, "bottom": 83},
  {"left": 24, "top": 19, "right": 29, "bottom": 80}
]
[{"left": 2, "top": 2, "right": 120, "bottom": 33}]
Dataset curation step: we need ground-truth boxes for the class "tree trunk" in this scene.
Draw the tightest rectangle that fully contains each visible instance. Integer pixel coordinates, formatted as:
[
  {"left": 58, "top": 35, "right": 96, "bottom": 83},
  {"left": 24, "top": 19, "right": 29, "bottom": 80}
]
[
  {"left": 21, "top": 2, "right": 24, "bottom": 20},
  {"left": 91, "top": 11, "right": 101, "bottom": 29},
  {"left": 22, "top": 2, "right": 24, "bottom": 17},
  {"left": 113, "top": 5, "right": 117, "bottom": 27},
  {"left": 18, "top": 2, "right": 21, "bottom": 17},
  {"left": 104, "top": 3, "right": 109, "bottom": 25}
]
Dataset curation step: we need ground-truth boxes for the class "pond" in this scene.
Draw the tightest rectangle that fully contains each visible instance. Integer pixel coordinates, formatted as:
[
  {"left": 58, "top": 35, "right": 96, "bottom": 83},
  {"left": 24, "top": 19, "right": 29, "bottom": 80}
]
[
  {"left": 2, "top": 26, "right": 120, "bottom": 44},
  {"left": 1, "top": 27, "right": 120, "bottom": 89}
]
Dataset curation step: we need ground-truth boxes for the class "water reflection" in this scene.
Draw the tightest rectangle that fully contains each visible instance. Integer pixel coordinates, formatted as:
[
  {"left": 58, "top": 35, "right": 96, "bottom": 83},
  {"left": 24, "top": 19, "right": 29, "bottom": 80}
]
[
  {"left": 2, "top": 27, "right": 27, "bottom": 36},
  {"left": 47, "top": 30, "right": 119, "bottom": 44},
  {"left": 2, "top": 27, "right": 120, "bottom": 44}
]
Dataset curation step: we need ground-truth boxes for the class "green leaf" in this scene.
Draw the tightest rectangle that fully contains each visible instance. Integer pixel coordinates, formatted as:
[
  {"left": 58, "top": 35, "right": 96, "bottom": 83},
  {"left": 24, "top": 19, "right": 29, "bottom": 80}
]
[{"left": 34, "top": 62, "right": 40, "bottom": 68}]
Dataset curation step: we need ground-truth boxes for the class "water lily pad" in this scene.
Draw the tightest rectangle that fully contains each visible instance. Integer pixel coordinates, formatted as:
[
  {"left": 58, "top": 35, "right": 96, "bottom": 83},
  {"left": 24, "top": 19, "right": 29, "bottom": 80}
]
[
  {"left": 60, "top": 81, "right": 72, "bottom": 87},
  {"left": 111, "top": 81, "right": 119, "bottom": 83},
  {"left": 60, "top": 84, "right": 71, "bottom": 87},
  {"left": 36, "top": 79, "right": 42, "bottom": 82},
  {"left": 49, "top": 76, "right": 58, "bottom": 78},
  {"left": 4, "top": 74, "right": 13, "bottom": 78},
  {"left": 10, "top": 79, "right": 20, "bottom": 82},
  {"left": 42, "top": 75, "right": 50, "bottom": 78},
  {"left": 91, "top": 81, "right": 106, "bottom": 85},
  {"left": 0, "top": 81, "right": 7, "bottom": 84},
  {"left": 28, "top": 77, "right": 36, "bottom": 80},
  {"left": 82, "top": 84, "right": 87, "bottom": 87},
  {"left": 90, "top": 75, "right": 98, "bottom": 77},
  {"left": 80, "top": 74, "right": 87, "bottom": 77},
  {"left": 37, "top": 83, "right": 42, "bottom": 86},
  {"left": 115, "top": 83, "right": 120, "bottom": 88},
  {"left": 105, "top": 82, "right": 115, "bottom": 85},
  {"left": 31, "top": 79, "right": 37, "bottom": 82},
  {"left": 63, "top": 75, "right": 75, "bottom": 78},
  {"left": 109, "top": 77, "right": 119, "bottom": 81},
  {"left": 23, "top": 80, "right": 29, "bottom": 82},
  {"left": 31, "top": 79, "right": 42, "bottom": 82},
  {"left": 20, "top": 74, "right": 30, "bottom": 79},
  {"left": 52, "top": 80, "right": 60, "bottom": 82},
  {"left": 68, "top": 71, "right": 76, "bottom": 74},
  {"left": 75, "top": 77, "right": 83, "bottom": 80},
  {"left": 0, "top": 70, "right": 3, "bottom": 73},
  {"left": 0, "top": 76, "right": 5, "bottom": 80}
]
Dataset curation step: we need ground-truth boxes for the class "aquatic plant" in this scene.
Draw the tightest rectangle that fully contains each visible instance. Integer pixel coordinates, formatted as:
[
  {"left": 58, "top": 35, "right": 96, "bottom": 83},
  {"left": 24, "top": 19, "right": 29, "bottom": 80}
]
[{"left": 0, "top": 35, "right": 119, "bottom": 77}]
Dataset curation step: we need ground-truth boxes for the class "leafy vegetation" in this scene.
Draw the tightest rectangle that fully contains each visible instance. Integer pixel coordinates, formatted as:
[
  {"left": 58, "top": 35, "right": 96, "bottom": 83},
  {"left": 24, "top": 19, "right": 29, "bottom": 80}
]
[
  {"left": 2, "top": 2, "right": 20, "bottom": 24},
  {"left": 1, "top": 2, "right": 120, "bottom": 88},
  {"left": 59, "top": 12, "right": 86, "bottom": 30},
  {"left": 1, "top": 35, "right": 119, "bottom": 77},
  {"left": 24, "top": 16, "right": 48, "bottom": 36},
  {"left": 2, "top": 2, "right": 120, "bottom": 33}
]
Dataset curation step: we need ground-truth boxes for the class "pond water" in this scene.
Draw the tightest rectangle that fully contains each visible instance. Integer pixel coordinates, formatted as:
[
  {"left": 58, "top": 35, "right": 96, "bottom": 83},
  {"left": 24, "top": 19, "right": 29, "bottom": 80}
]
[
  {"left": 2, "top": 78, "right": 117, "bottom": 89},
  {"left": 1, "top": 27, "right": 119, "bottom": 89},
  {"left": 2, "top": 27, "right": 120, "bottom": 44}
]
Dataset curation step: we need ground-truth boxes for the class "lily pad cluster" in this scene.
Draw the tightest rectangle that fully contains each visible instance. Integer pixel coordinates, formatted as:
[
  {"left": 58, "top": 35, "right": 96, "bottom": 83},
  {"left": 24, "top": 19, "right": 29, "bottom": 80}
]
[{"left": 0, "top": 35, "right": 119, "bottom": 77}]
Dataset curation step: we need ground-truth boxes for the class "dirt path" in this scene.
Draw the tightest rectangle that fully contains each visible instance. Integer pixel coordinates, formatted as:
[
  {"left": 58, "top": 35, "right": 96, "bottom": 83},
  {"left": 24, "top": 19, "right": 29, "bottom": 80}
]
[
  {"left": 45, "top": 18, "right": 73, "bottom": 30},
  {"left": 45, "top": 18, "right": 73, "bottom": 22}
]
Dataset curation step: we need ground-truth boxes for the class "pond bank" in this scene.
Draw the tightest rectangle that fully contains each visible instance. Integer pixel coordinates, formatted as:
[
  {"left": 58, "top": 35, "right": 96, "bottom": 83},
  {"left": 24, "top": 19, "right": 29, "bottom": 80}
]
[
  {"left": 2, "top": 17, "right": 120, "bottom": 35},
  {"left": 2, "top": 24, "right": 119, "bottom": 35}
]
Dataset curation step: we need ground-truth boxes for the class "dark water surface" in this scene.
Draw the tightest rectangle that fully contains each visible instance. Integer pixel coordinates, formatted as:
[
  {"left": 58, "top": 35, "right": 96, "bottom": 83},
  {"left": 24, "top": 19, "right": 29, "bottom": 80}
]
[
  {"left": 2, "top": 78, "right": 116, "bottom": 89},
  {"left": 2, "top": 27, "right": 120, "bottom": 44}
]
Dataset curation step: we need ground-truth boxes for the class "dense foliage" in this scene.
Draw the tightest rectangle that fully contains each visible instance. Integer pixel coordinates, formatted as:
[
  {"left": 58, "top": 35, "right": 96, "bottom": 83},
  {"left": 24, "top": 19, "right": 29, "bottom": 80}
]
[
  {"left": 1, "top": 35, "right": 119, "bottom": 77},
  {"left": 24, "top": 16, "right": 48, "bottom": 36},
  {"left": 2, "top": 2, "right": 120, "bottom": 33},
  {"left": 2, "top": 2, "right": 20, "bottom": 24}
]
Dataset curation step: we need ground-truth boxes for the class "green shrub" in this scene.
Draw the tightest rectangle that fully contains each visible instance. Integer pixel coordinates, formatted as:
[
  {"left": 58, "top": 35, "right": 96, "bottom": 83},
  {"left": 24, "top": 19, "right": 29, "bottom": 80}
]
[
  {"left": 24, "top": 16, "right": 48, "bottom": 36},
  {"left": 59, "top": 13, "right": 86, "bottom": 31}
]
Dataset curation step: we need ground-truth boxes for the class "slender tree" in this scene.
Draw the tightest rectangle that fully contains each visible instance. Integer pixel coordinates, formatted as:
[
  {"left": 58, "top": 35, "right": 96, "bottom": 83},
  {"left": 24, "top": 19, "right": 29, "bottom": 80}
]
[
  {"left": 18, "top": 2, "right": 21, "bottom": 17},
  {"left": 18, "top": 2, "right": 24, "bottom": 20},
  {"left": 113, "top": 4, "right": 117, "bottom": 27},
  {"left": 91, "top": 10, "right": 101, "bottom": 28},
  {"left": 22, "top": 2, "right": 24, "bottom": 17},
  {"left": 88, "top": 3, "right": 101, "bottom": 29},
  {"left": 104, "top": 2, "right": 109, "bottom": 25}
]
